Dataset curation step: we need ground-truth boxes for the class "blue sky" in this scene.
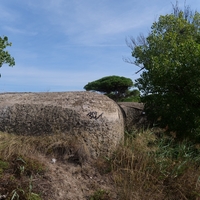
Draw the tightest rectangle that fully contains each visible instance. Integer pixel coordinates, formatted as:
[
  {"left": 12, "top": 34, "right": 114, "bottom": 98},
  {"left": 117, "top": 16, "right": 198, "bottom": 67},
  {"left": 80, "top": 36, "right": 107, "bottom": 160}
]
[{"left": 0, "top": 0, "right": 199, "bottom": 92}]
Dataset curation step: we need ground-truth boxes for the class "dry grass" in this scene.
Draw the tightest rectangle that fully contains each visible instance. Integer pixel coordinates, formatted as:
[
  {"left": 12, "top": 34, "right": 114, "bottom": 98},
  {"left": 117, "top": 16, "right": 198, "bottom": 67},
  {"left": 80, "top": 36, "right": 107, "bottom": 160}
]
[
  {"left": 0, "top": 132, "right": 89, "bottom": 163},
  {"left": 0, "top": 132, "right": 90, "bottom": 200},
  {"left": 1, "top": 129, "right": 200, "bottom": 200},
  {"left": 111, "top": 129, "right": 200, "bottom": 200}
]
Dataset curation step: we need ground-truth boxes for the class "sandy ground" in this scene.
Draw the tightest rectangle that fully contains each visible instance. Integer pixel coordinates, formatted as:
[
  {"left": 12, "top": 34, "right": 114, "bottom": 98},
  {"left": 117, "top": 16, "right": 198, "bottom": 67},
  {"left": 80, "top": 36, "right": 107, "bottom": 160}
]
[{"left": 34, "top": 156, "right": 118, "bottom": 200}]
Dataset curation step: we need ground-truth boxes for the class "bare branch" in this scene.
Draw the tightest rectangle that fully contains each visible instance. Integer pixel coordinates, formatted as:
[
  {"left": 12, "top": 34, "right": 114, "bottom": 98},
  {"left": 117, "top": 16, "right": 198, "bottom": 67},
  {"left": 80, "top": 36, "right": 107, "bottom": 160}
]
[
  {"left": 125, "top": 37, "right": 137, "bottom": 50},
  {"left": 172, "top": 0, "right": 180, "bottom": 17},
  {"left": 125, "top": 34, "right": 147, "bottom": 51},
  {"left": 135, "top": 67, "right": 145, "bottom": 74},
  {"left": 122, "top": 56, "right": 145, "bottom": 74},
  {"left": 137, "top": 33, "right": 148, "bottom": 46},
  {"left": 172, "top": 0, "right": 194, "bottom": 22},
  {"left": 124, "top": 34, "right": 147, "bottom": 74},
  {"left": 122, "top": 56, "right": 135, "bottom": 64}
]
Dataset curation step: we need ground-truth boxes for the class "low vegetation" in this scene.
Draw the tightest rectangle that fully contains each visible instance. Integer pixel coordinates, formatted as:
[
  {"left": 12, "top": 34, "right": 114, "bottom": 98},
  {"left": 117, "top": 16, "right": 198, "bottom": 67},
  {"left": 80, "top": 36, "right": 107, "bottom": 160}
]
[
  {"left": 89, "top": 189, "right": 111, "bottom": 200},
  {"left": 111, "top": 129, "right": 200, "bottom": 200},
  {"left": 0, "top": 129, "right": 200, "bottom": 199},
  {"left": 0, "top": 132, "right": 87, "bottom": 199}
]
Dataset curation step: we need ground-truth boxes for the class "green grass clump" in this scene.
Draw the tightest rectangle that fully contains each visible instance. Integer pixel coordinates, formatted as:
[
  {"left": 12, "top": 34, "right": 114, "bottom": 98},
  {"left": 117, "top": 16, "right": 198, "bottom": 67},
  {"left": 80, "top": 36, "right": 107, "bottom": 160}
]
[
  {"left": 0, "top": 159, "right": 9, "bottom": 169},
  {"left": 0, "top": 159, "right": 9, "bottom": 177},
  {"left": 90, "top": 189, "right": 111, "bottom": 200},
  {"left": 0, "top": 155, "right": 45, "bottom": 200}
]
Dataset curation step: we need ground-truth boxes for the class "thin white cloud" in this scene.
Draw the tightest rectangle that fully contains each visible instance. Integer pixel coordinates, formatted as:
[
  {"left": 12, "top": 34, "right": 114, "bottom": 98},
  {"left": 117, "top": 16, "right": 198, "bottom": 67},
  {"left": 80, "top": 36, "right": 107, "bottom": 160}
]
[
  {"left": 0, "top": 59, "right": 138, "bottom": 92},
  {"left": 33, "top": 0, "right": 168, "bottom": 46},
  {"left": 3, "top": 26, "right": 38, "bottom": 36},
  {"left": 0, "top": 4, "right": 19, "bottom": 22},
  {"left": 0, "top": 65, "right": 109, "bottom": 92}
]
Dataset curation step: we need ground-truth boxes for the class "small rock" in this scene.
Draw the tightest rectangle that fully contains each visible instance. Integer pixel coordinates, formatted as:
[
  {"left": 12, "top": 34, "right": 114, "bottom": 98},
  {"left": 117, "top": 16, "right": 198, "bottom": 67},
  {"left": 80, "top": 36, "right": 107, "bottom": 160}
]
[{"left": 51, "top": 158, "right": 56, "bottom": 163}]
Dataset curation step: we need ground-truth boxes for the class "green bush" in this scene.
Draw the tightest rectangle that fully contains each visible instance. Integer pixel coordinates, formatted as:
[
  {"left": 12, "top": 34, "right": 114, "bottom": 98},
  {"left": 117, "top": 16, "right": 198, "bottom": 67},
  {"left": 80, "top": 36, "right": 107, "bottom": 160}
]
[{"left": 129, "top": 2, "right": 200, "bottom": 140}]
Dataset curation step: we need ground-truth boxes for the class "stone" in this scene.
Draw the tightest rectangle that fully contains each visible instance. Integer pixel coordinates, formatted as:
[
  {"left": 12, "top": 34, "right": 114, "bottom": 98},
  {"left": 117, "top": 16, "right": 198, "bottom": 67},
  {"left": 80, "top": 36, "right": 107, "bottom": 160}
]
[
  {"left": 118, "top": 102, "right": 146, "bottom": 131},
  {"left": 0, "top": 91, "right": 124, "bottom": 159}
]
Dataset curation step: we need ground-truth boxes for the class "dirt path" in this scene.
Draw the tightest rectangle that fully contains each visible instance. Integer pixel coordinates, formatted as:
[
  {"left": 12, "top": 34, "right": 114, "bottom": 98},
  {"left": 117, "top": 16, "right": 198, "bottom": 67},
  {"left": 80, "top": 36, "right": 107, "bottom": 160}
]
[{"left": 35, "top": 156, "right": 118, "bottom": 200}]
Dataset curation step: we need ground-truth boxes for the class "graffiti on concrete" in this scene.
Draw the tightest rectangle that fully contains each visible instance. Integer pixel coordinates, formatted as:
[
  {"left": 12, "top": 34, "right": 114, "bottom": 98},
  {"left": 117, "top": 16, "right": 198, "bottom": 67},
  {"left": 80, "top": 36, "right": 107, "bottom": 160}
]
[{"left": 87, "top": 111, "right": 103, "bottom": 120}]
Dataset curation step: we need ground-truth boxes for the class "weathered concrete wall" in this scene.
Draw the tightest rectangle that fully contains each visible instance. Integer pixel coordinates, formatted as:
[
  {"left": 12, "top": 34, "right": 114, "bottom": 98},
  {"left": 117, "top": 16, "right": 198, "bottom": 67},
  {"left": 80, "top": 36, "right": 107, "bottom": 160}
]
[
  {"left": 118, "top": 102, "right": 146, "bottom": 131},
  {"left": 0, "top": 92, "right": 124, "bottom": 158}
]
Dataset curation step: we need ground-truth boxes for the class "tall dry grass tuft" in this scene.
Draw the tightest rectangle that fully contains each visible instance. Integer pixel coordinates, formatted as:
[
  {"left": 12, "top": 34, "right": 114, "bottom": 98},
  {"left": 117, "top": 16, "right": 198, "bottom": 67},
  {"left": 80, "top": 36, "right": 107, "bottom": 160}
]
[
  {"left": 111, "top": 129, "right": 200, "bottom": 200},
  {"left": 111, "top": 130, "right": 164, "bottom": 200},
  {"left": 0, "top": 132, "right": 89, "bottom": 165}
]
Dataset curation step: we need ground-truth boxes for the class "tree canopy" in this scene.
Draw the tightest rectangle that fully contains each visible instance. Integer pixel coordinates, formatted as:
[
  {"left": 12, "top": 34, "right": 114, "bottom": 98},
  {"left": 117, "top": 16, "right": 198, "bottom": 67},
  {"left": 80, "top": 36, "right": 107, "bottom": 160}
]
[
  {"left": 84, "top": 75, "right": 134, "bottom": 101},
  {"left": 0, "top": 36, "right": 15, "bottom": 68},
  {"left": 128, "top": 2, "right": 200, "bottom": 139}
]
